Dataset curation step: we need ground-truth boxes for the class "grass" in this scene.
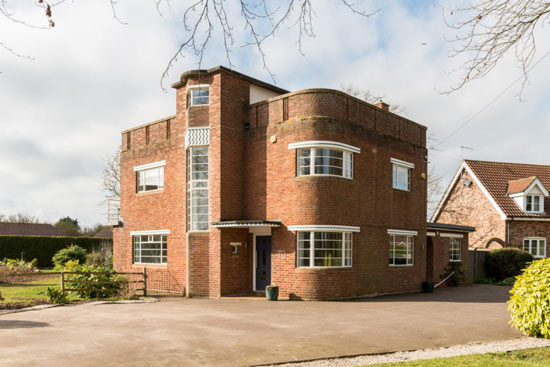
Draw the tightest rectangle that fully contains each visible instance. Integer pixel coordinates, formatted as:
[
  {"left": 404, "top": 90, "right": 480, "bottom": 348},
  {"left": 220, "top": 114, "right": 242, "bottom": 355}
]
[{"left": 366, "top": 347, "right": 550, "bottom": 366}]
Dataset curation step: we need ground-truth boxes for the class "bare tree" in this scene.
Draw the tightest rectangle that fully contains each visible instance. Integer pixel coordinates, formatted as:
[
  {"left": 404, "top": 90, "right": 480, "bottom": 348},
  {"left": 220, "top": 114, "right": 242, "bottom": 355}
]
[
  {"left": 443, "top": 0, "right": 550, "bottom": 93},
  {"left": 1, "top": 1, "right": 377, "bottom": 87},
  {"left": 0, "top": 213, "right": 41, "bottom": 223},
  {"left": 340, "top": 84, "right": 406, "bottom": 115},
  {"left": 102, "top": 146, "right": 120, "bottom": 199}
]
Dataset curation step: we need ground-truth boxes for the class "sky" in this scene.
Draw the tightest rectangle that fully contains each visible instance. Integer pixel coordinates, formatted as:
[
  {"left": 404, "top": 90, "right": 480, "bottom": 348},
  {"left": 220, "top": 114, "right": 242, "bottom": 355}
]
[{"left": 1, "top": 1, "right": 549, "bottom": 227}]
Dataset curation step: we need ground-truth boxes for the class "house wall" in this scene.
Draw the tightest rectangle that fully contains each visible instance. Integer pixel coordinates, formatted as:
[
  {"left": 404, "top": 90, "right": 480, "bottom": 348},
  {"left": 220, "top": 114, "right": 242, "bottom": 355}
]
[
  {"left": 435, "top": 169, "right": 505, "bottom": 249},
  {"left": 507, "top": 220, "right": 550, "bottom": 257},
  {"left": 427, "top": 232, "right": 470, "bottom": 284}
]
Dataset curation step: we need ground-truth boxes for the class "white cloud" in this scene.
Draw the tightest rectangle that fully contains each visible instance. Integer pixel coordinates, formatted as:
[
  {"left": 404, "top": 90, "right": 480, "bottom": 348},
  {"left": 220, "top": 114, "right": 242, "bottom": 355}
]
[{"left": 0, "top": 1, "right": 549, "bottom": 226}]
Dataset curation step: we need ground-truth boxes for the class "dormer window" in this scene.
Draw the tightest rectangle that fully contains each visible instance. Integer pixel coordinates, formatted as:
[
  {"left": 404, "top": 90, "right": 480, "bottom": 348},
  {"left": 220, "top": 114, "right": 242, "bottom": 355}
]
[{"left": 526, "top": 195, "right": 542, "bottom": 213}]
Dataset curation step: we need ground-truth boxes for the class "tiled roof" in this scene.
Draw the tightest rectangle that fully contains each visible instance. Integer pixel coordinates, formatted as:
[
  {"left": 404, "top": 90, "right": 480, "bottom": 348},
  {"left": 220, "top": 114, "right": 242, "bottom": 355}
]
[
  {"left": 506, "top": 176, "right": 537, "bottom": 194},
  {"left": 465, "top": 160, "right": 550, "bottom": 218},
  {"left": 0, "top": 222, "right": 66, "bottom": 236},
  {"left": 93, "top": 227, "right": 113, "bottom": 238}
]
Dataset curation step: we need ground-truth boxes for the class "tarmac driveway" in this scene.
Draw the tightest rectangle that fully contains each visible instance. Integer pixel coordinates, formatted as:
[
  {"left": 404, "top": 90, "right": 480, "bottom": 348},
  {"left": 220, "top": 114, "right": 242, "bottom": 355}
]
[{"left": 0, "top": 285, "right": 520, "bottom": 367}]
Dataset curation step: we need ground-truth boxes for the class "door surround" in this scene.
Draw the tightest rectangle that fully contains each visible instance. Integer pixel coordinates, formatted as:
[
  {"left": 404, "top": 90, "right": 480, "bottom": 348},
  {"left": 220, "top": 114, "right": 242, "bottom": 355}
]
[{"left": 251, "top": 227, "right": 273, "bottom": 291}]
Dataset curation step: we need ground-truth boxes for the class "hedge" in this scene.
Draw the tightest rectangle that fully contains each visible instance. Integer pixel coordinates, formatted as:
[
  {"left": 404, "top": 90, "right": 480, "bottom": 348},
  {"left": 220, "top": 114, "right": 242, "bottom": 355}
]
[{"left": 0, "top": 235, "right": 112, "bottom": 268}]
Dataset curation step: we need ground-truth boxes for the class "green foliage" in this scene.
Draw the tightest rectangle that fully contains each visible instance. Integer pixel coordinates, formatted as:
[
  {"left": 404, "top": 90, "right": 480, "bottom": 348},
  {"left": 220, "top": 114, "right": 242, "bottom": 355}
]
[
  {"left": 476, "top": 277, "right": 496, "bottom": 284},
  {"left": 440, "top": 261, "right": 465, "bottom": 286},
  {"left": 55, "top": 217, "right": 81, "bottom": 236},
  {"left": 52, "top": 245, "right": 87, "bottom": 270},
  {"left": 65, "top": 263, "right": 125, "bottom": 299},
  {"left": 509, "top": 258, "right": 550, "bottom": 338},
  {"left": 0, "top": 236, "right": 112, "bottom": 268},
  {"left": 46, "top": 287, "right": 68, "bottom": 304},
  {"left": 485, "top": 247, "right": 533, "bottom": 281},
  {"left": 498, "top": 277, "right": 516, "bottom": 286},
  {"left": 0, "top": 258, "right": 37, "bottom": 274}
]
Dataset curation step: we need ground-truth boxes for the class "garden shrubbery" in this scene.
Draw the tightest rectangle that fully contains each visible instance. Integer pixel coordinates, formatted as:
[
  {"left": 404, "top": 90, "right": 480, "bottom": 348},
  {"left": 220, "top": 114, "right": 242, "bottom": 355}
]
[
  {"left": 485, "top": 248, "right": 533, "bottom": 281},
  {"left": 63, "top": 261, "right": 128, "bottom": 299},
  {"left": 52, "top": 245, "right": 87, "bottom": 270},
  {"left": 0, "top": 258, "right": 38, "bottom": 274},
  {"left": 509, "top": 258, "right": 550, "bottom": 338}
]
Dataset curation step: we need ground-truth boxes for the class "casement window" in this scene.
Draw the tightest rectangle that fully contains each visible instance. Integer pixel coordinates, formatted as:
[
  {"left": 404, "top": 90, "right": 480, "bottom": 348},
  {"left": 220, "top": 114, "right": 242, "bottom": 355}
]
[
  {"left": 526, "top": 195, "right": 542, "bottom": 213},
  {"left": 391, "top": 158, "right": 414, "bottom": 191},
  {"left": 188, "top": 86, "right": 209, "bottom": 106},
  {"left": 389, "top": 231, "right": 415, "bottom": 266},
  {"left": 134, "top": 161, "right": 165, "bottom": 193},
  {"left": 449, "top": 238, "right": 461, "bottom": 262},
  {"left": 133, "top": 234, "right": 167, "bottom": 264},
  {"left": 296, "top": 231, "right": 352, "bottom": 268},
  {"left": 523, "top": 238, "right": 546, "bottom": 258},
  {"left": 187, "top": 146, "right": 209, "bottom": 231},
  {"left": 289, "top": 141, "right": 360, "bottom": 179}
]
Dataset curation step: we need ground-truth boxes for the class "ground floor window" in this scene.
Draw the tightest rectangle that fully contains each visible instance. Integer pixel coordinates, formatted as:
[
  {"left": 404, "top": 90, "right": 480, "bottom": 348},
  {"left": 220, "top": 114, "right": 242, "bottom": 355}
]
[
  {"left": 389, "top": 234, "right": 414, "bottom": 266},
  {"left": 297, "top": 232, "right": 352, "bottom": 268},
  {"left": 449, "top": 238, "right": 461, "bottom": 262},
  {"left": 133, "top": 235, "right": 167, "bottom": 264},
  {"left": 523, "top": 238, "right": 546, "bottom": 258}
]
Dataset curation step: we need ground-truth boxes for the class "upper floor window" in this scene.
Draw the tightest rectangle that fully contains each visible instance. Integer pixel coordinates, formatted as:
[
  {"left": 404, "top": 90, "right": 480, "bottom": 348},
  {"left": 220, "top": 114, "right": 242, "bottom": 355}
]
[
  {"left": 526, "top": 195, "right": 542, "bottom": 213},
  {"left": 523, "top": 238, "right": 546, "bottom": 258},
  {"left": 391, "top": 158, "right": 414, "bottom": 191},
  {"left": 188, "top": 85, "right": 209, "bottom": 106},
  {"left": 289, "top": 141, "right": 360, "bottom": 180},
  {"left": 449, "top": 238, "right": 461, "bottom": 262},
  {"left": 187, "top": 147, "right": 209, "bottom": 231},
  {"left": 388, "top": 229, "right": 416, "bottom": 266},
  {"left": 134, "top": 161, "right": 165, "bottom": 193}
]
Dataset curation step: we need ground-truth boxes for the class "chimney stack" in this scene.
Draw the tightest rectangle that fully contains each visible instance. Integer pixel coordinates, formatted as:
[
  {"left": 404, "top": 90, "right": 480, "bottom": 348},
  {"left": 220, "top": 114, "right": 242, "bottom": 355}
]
[{"left": 374, "top": 99, "right": 390, "bottom": 112}]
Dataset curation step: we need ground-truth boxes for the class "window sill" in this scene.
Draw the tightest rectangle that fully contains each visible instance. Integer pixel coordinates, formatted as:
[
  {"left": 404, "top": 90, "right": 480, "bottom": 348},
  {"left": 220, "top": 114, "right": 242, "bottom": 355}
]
[
  {"left": 132, "top": 263, "right": 167, "bottom": 268},
  {"left": 296, "top": 175, "right": 353, "bottom": 181},
  {"left": 389, "top": 264, "right": 414, "bottom": 268},
  {"left": 392, "top": 187, "right": 411, "bottom": 192},
  {"left": 188, "top": 230, "right": 210, "bottom": 234},
  {"left": 449, "top": 260, "right": 462, "bottom": 263},
  {"left": 295, "top": 266, "right": 352, "bottom": 270}
]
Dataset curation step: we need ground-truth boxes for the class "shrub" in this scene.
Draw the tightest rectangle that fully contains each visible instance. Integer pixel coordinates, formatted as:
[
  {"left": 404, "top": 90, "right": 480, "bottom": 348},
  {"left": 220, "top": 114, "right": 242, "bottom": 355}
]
[
  {"left": 0, "top": 236, "right": 112, "bottom": 268},
  {"left": 65, "top": 264, "right": 123, "bottom": 299},
  {"left": 485, "top": 247, "right": 533, "bottom": 281},
  {"left": 85, "top": 252, "right": 103, "bottom": 266},
  {"left": 508, "top": 258, "right": 550, "bottom": 338},
  {"left": 46, "top": 287, "right": 68, "bottom": 304},
  {"left": 0, "top": 258, "right": 38, "bottom": 274},
  {"left": 440, "top": 261, "right": 466, "bottom": 286},
  {"left": 52, "top": 245, "right": 87, "bottom": 270}
]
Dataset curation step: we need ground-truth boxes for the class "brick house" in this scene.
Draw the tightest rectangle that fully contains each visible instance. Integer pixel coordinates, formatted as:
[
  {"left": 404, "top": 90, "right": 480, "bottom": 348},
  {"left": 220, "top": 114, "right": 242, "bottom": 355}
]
[
  {"left": 113, "top": 66, "right": 473, "bottom": 299},
  {"left": 432, "top": 160, "right": 550, "bottom": 258}
]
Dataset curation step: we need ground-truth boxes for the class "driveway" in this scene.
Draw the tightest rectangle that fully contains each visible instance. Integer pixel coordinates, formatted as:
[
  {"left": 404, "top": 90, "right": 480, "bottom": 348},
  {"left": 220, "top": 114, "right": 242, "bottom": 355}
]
[{"left": 0, "top": 285, "right": 520, "bottom": 367}]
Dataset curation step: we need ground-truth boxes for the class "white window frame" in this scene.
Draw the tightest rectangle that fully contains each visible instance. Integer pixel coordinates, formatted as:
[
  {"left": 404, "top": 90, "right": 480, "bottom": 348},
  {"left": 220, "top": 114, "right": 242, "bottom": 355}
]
[
  {"left": 523, "top": 237, "right": 546, "bottom": 258},
  {"left": 132, "top": 231, "right": 168, "bottom": 265},
  {"left": 296, "top": 231, "right": 352, "bottom": 268},
  {"left": 449, "top": 238, "right": 462, "bottom": 262},
  {"left": 289, "top": 141, "right": 360, "bottom": 180},
  {"left": 388, "top": 229, "right": 415, "bottom": 266},
  {"left": 525, "top": 195, "right": 543, "bottom": 213},
  {"left": 187, "top": 84, "right": 210, "bottom": 106},
  {"left": 187, "top": 146, "right": 209, "bottom": 232},
  {"left": 391, "top": 158, "right": 413, "bottom": 192},
  {"left": 134, "top": 161, "right": 166, "bottom": 193}
]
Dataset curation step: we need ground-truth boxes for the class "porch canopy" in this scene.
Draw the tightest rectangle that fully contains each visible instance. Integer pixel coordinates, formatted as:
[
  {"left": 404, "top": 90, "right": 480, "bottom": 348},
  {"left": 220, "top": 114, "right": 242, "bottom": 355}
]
[{"left": 211, "top": 220, "right": 281, "bottom": 229}]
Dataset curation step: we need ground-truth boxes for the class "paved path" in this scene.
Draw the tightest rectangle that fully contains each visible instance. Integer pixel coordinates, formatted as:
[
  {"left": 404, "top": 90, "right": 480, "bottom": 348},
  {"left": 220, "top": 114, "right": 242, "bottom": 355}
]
[{"left": 0, "top": 285, "right": 520, "bottom": 367}]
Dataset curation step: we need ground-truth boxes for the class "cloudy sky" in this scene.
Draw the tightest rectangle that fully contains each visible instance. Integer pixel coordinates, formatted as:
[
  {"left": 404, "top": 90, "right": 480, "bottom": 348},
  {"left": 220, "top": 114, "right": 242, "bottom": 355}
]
[{"left": 1, "top": 1, "right": 549, "bottom": 227}]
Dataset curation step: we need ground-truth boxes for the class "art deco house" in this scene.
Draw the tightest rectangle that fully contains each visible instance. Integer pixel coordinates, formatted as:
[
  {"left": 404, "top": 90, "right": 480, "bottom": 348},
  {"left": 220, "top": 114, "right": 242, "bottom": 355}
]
[{"left": 112, "top": 66, "right": 471, "bottom": 299}]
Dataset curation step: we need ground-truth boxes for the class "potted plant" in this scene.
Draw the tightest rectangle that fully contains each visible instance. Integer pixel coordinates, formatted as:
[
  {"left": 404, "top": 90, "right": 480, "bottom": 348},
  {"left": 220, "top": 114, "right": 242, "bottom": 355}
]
[{"left": 265, "top": 284, "right": 279, "bottom": 301}]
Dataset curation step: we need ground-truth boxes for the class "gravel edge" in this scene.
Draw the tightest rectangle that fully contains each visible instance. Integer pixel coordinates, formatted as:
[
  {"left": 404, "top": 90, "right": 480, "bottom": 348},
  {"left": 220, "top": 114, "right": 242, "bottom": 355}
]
[{"left": 258, "top": 337, "right": 550, "bottom": 367}]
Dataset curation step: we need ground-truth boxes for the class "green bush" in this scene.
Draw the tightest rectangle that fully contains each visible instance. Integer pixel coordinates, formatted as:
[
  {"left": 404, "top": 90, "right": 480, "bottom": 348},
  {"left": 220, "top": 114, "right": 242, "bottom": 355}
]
[
  {"left": 0, "top": 258, "right": 37, "bottom": 274},
  {"left": 509, "top": 258, "right": 550, "bottom": 338},
  {"left": 65, "top": 264, "right": 124, "bottom": 299},
  {"left": 52, "top": 245, "right": 87, "bottom": 270},
  {"left": 440, "top": 261, "right": 466, "bottom": 286},
  {"left": 0, "top": 236, "right": 112, "bottom": 268},
  {"left": 485, "top": 247, "right": 533, "bottom": 281},
  {"left": 46, "top": 287, "right": 68, "bottom": 304}
]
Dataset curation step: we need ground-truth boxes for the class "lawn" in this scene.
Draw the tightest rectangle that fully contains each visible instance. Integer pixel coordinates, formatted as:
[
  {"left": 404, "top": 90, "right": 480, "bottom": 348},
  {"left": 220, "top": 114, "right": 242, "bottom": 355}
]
[
  {"left": 0, "top": 274, "right": 59, "bottom": 306},
  {"left": 368, "top": 347, "right": 550, "bottom": 366}
]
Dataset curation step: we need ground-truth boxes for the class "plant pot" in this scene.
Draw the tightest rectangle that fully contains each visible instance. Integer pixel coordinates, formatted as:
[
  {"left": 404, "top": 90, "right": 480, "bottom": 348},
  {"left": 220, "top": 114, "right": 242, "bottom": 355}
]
[
  {"left": 422, "top": 281, "right": 434, "bottom": 293},
  {"left": 265, "top": 286, "right": 279, "bottom": 301}
]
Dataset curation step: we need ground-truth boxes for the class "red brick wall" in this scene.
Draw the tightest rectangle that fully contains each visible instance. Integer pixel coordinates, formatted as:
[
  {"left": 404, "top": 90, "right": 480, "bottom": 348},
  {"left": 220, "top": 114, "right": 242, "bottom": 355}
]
[
  {"left": 428, "top": 232, "right": 470, "bottom": 283},
  {"left": 435, "top": 169, "right": 505, "bottom": 248},
  {"left": 507, "top": 220, "right": 550, "bottom": 257}
]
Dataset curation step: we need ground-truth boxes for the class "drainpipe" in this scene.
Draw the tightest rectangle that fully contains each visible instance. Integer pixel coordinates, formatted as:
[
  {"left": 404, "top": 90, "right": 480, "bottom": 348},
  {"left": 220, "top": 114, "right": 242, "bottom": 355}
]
[
  {"left": 186, "top": 232, "right": 190, "bottom": 298},
  {"left": 507, "top": 218, "right": 512, "bottom": 245}
]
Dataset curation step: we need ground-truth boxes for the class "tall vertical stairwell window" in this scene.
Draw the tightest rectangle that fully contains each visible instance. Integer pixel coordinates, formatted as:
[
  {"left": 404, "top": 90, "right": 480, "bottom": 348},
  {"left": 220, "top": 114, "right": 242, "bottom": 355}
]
[{"left": 187, "top": 147, "right": 209, "bottom": 231}]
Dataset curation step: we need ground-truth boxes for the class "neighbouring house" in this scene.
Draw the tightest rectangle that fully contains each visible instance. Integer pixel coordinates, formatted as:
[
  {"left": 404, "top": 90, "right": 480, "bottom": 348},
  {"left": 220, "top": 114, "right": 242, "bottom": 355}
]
[
  {"left": 112, "top": 66, "right": 473, "bottom": 299},
  {"left": 0, "top": 222, "right": 66, "bottom": 237},
  {"left": 432, "top": 160, "right": 550, "bottom": 258},
  {"left": 93, "top": 227, "right": 113, "bottom": 239}
]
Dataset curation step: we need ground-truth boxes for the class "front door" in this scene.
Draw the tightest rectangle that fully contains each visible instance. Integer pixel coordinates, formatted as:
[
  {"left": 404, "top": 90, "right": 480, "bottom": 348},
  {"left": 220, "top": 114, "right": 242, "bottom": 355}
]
[{"left": 255, "top": 236, "right": 271, "bottom": 291}]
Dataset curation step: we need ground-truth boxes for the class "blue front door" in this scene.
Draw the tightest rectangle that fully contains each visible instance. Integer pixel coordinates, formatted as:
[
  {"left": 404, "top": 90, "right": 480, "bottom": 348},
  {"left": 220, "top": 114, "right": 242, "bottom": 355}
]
[{"left": 256, "top": 236, "right": 271, "bottom": 291}]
